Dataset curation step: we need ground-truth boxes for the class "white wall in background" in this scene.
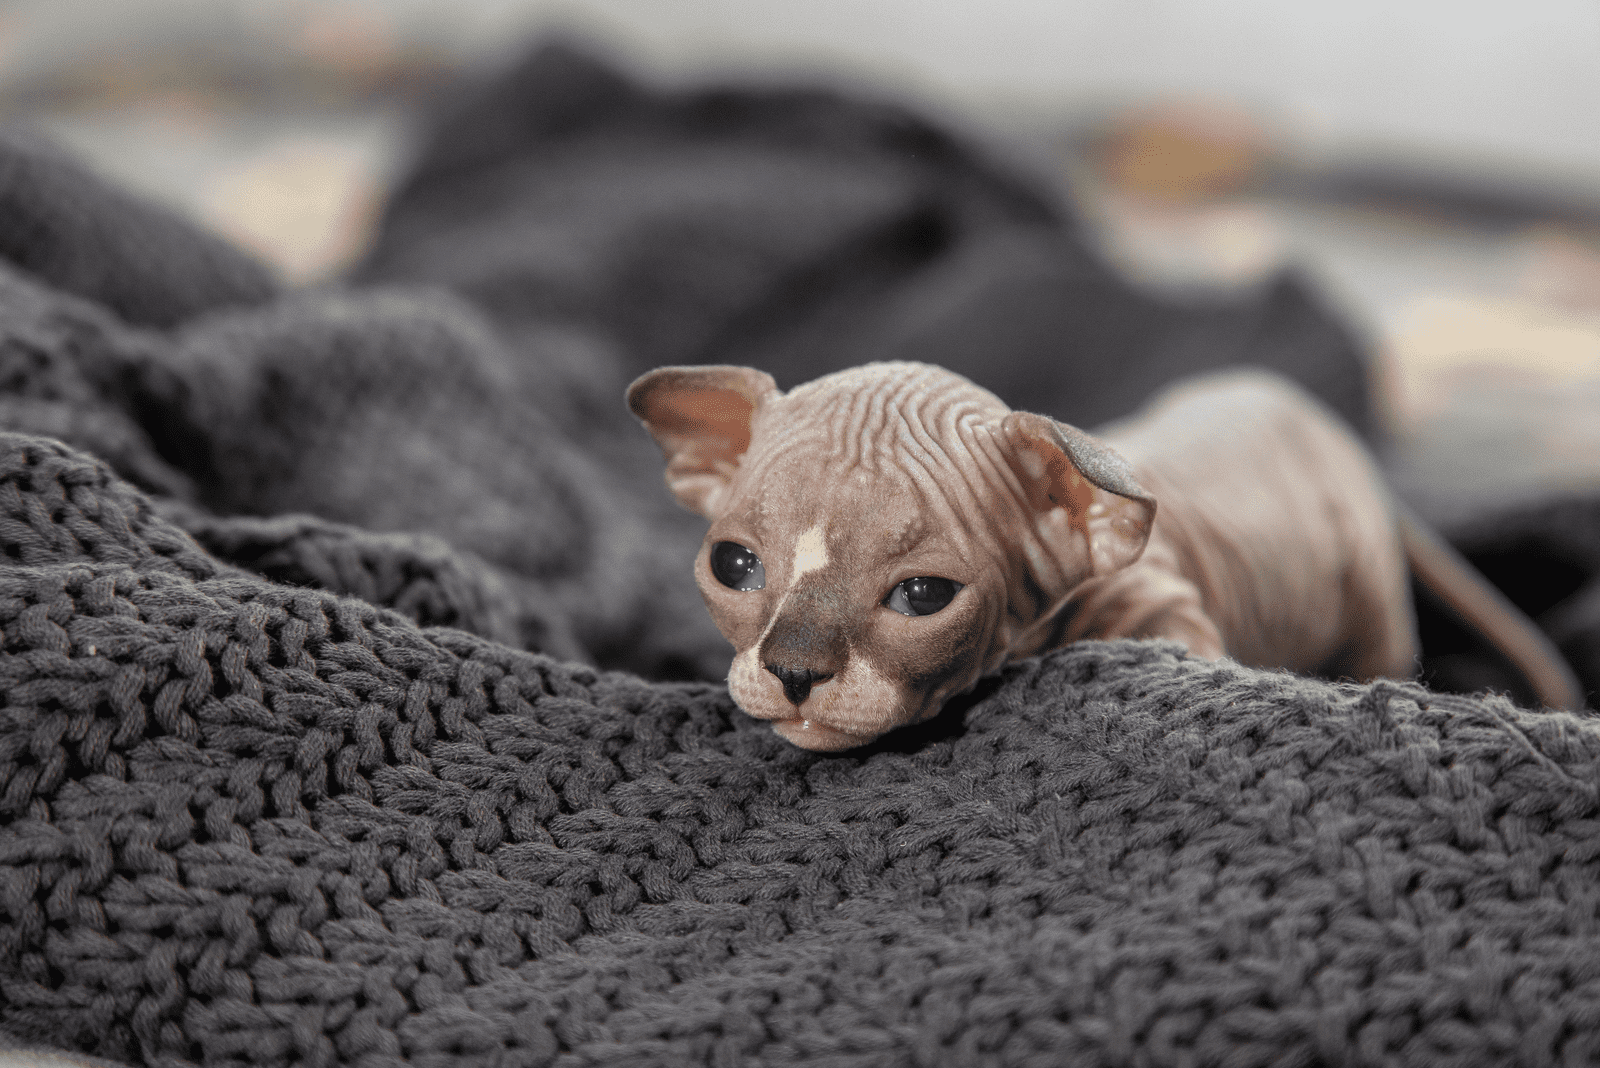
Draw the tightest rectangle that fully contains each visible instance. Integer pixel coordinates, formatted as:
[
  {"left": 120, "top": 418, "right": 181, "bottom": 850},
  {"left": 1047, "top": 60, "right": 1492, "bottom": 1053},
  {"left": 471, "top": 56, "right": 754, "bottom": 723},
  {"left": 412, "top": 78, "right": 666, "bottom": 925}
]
[
  {"left": 6, "top": 0, "right": 1600, "bottom": 180},
  {"left": 539, "top": 0, "right": 1600, "bottom": 184}
]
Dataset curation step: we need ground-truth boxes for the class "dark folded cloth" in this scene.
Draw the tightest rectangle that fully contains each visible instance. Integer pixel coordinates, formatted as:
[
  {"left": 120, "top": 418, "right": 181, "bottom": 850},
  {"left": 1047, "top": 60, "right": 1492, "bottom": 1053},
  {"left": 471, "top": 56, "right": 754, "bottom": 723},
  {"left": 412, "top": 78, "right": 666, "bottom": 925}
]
[
  {"left": 0, "top": 170, "right": 724, "bottom": 682},
  {"left": 4, "top": 434, "right": 1600, "bottom": 1067},
  {"left": 1, "top": 37, "right": 1599, "bottom": 1067},
  {"left": 358, "top": 41, "right": 1376, "bottom": 440},
  {"left": 0, "top": 126, "right": 279, "bottom": 327}
]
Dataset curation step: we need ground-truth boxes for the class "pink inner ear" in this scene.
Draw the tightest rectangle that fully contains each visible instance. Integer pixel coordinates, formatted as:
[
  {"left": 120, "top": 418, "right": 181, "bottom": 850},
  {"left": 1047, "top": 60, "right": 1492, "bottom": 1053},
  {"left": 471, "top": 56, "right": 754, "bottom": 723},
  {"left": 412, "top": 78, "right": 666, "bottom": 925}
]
[
  {"left": 1000, "top": 412, "right": 1097, "bottom": 516},
  {"left": 997, "top": 410, "right": 1155, "bottom": 581},
  {"left": 662, "top": 390, "right": 757, "bottom": 458},
  {"left": 628, "top": 366, "right": 778, "bottom": 519}
]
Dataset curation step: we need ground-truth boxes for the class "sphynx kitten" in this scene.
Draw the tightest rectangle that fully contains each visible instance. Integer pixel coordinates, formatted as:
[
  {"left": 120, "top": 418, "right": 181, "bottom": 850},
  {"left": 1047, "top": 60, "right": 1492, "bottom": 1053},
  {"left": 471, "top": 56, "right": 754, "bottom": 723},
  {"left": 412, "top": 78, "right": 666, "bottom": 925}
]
[{"left": 629, "top": 361, "right": 1580, "bottom": 751}]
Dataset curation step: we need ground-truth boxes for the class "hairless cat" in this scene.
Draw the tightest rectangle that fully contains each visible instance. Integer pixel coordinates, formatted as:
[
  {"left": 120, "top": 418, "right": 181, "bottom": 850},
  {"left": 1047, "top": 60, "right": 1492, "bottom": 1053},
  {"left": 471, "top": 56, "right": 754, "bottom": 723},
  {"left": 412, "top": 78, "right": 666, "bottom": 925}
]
[{"left": 630, "top": 362, "right": 1581, "bottom": 750}]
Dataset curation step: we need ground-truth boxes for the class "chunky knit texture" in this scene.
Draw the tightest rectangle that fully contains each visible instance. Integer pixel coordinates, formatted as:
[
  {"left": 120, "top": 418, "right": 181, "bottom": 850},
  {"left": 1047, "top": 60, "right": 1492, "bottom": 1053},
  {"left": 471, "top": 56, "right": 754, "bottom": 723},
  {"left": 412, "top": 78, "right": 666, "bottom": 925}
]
[
  {"left": 4, "top": 39, "right": 1600, "bottom": 1067},
  {"left": 6, "top": 435, "right": 1600, "bottom": 1067}
]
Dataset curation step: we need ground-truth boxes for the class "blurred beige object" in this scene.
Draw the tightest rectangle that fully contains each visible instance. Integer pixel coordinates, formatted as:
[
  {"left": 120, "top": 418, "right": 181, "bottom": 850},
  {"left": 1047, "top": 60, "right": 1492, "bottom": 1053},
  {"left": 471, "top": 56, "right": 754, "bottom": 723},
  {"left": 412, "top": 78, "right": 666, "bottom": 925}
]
[
  {"left": 0, "top": 1050, "right": 125, "bottom": 1068},
  {"left": 1381, "top": 294, "right": 1600, "bottom": 426},
  {"left": 1519, "top": 227, "right": 1600, "bottom": 312},
  {"left": 199, "top": 134, "right": 382, "bottom": 283},
  {"left": 1385, "top": 373, "right": 1600, "bottom": 525},
  {"left": 1094, "top": 100, "right": 1270, "bottom": 201},
  {"left": 294, "top": 0, "right": 403, "bottom": 78},
  {"left": 1086, "top": 194, "right": 1286, "bottom": 288}
]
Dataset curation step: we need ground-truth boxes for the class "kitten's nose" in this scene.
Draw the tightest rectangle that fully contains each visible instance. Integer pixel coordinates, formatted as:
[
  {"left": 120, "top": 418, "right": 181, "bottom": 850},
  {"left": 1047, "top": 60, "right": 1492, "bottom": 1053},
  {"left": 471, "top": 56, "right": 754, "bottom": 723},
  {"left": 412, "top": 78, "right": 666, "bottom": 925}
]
[{"left": 765, "top": 664, "right": 833, "bottom": 705}]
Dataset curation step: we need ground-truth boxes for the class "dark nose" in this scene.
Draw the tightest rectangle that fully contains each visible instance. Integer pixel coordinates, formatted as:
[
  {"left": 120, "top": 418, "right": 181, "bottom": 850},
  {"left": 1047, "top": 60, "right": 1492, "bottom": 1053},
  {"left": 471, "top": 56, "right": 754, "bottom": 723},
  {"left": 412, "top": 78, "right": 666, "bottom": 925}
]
[{"left": 765, "top": 664, "right": 833, "bottom": 706}]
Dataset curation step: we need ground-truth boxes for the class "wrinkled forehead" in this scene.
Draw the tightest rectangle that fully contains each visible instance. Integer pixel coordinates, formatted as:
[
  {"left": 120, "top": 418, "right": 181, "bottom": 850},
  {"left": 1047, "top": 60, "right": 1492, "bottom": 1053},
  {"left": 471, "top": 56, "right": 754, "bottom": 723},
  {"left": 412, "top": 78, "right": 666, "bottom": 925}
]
[
  {"left": 739, "top": 448, "right": 928, "bottom": 542},
  {"left": 731, "top": 364, "right": 1016, "bottom": 540}
]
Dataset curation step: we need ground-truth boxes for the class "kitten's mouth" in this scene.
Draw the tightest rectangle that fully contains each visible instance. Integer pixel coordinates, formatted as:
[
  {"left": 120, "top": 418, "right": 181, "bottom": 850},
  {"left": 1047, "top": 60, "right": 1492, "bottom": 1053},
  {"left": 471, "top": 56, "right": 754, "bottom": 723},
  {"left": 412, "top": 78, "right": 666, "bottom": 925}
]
[{"left": 769, "top": 717, "right": 875, "bottom": 752}]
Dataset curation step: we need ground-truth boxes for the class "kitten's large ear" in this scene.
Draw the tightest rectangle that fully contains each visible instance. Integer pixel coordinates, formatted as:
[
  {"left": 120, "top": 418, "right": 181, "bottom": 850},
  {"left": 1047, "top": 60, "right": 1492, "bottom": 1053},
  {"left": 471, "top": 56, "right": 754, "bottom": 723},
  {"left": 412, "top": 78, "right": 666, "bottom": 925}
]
[
  {"left": 627, "top": 365, "right": 779, "bottom": 518},
  {"left": 998, "top": 411, "right": 1155, "bottom": 582}
]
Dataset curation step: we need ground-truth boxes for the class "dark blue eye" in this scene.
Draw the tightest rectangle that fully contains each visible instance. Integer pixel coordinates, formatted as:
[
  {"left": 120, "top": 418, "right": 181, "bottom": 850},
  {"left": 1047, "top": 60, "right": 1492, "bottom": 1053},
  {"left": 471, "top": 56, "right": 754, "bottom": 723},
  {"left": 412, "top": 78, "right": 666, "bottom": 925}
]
[
  {"left": 710, "top": 541, "right": 766, "bottom": 591},
  {"left": 885, "top": 576, "right": 961, "bottom": 616}
]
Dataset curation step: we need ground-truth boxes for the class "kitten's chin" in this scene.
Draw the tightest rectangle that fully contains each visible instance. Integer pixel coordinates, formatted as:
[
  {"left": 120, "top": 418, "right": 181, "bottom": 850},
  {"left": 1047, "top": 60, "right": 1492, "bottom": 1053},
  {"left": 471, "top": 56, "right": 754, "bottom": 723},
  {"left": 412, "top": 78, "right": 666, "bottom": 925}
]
[{"left": 768, "top": 717, "right": 878, "bottom": 752}]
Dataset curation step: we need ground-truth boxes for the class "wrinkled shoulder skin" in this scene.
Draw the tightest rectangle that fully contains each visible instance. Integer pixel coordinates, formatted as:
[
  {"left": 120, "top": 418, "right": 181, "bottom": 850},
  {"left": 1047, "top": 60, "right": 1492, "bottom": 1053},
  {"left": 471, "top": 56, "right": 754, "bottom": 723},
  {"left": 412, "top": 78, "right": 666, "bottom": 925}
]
[{"left": 1081, "top": 370, "right": 1417, "bottom": 681}]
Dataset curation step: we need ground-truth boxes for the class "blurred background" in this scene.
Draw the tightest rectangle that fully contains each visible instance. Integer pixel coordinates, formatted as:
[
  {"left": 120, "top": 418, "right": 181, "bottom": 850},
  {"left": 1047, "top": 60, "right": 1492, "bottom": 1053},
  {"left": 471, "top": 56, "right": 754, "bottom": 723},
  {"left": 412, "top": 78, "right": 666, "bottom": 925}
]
[{"left": 3, "top": 0, "right": 1598, "bottom": 521}]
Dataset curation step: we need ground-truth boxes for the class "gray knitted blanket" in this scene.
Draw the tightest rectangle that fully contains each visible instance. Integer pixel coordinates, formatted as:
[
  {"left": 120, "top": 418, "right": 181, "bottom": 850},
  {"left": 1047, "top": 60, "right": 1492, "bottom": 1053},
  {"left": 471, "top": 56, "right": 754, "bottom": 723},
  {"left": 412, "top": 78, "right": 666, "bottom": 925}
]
[
  {"left": 7, "top": 435, "right": 1600, "bottom": 1067},
  {"left": 4, "top": 40, "right": 1600, "bottom": 1067}
]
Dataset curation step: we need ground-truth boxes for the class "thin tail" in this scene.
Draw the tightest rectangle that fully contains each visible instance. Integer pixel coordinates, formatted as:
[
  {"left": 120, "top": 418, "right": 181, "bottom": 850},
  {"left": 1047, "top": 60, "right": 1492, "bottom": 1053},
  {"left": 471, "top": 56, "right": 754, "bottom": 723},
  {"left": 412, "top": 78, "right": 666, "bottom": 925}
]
[{"left": 1398, "top": 506, "right": 1584, "bottom": 711}]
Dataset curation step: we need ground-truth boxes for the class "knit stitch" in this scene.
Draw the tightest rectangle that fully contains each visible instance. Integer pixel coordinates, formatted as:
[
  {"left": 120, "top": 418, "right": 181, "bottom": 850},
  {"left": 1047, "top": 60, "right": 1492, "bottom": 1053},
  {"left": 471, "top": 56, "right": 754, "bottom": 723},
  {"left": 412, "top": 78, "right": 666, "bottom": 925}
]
[
  {"left": 4, "top": 40, "right": 1600, "bottom": 1067},
  {"left": 6, "top": 435, "right": 1600, "bottom": 1066}
]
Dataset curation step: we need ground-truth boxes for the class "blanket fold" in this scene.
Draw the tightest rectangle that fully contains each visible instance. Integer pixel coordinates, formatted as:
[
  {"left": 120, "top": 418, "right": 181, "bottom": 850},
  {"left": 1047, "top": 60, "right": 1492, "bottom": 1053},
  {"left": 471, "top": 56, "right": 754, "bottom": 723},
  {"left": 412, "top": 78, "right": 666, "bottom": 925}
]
[
  {"left": 3, "top": 37, "right": 1600, "bottom": 1068},
  {"left": 5, "top": 434, "right": 1600, "bottom": 1067},
  {"left": 358, "top": 40, "right": 1378, "bottom": 440}
]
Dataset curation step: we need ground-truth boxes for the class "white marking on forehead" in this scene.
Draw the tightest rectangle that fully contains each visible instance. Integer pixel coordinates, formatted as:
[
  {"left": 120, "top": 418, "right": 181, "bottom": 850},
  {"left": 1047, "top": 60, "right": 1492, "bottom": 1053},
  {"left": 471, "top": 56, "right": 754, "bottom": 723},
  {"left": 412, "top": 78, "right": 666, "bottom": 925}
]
[
  {"left": 791, "top": 523, "right": 829, "bottom": 581},
  {"left": 747, "top": 523, "right": 830, "bottom": 662}
]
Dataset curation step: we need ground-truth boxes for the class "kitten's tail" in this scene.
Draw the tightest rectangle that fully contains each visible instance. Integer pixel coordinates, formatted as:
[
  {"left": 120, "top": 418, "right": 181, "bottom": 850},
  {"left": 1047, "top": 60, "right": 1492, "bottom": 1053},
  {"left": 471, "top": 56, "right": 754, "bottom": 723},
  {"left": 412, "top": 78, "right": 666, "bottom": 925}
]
[{"left": 1399, "top": 506, "right": 1585, "bottom": 712}]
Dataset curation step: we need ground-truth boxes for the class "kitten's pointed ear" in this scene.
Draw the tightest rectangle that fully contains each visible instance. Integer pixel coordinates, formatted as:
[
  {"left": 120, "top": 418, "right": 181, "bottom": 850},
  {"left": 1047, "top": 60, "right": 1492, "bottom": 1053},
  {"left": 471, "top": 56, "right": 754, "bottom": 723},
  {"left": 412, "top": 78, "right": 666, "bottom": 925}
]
[
  {"left": 627, "top": 365, "right": 779, "bottom": 518},
  {"left": 998, "top": 411, "right": 1155, "bottom": 580}
]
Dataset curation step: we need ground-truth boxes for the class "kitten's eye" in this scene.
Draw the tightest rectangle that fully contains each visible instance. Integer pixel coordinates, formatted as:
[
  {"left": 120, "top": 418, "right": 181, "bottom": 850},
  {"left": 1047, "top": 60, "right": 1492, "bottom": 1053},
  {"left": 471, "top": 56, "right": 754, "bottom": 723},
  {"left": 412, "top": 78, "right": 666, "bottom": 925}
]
[
  {"left": 885, "top": 576, "right": 962, "bottom": 616},
  {"left": 710, "top": 541, "right": 766, "bottom": 591}
]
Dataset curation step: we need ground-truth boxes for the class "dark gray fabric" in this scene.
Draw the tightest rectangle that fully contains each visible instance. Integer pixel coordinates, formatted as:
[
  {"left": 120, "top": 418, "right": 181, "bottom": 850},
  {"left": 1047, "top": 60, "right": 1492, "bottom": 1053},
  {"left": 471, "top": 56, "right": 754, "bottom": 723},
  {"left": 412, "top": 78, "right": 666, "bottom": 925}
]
[
  {"left": 1421, "top": 495, "right": 1600, "bottom": 706},
  {"left": 357, "top": 40, "right": 1377, "bottom": 441},
  {"left": 0, "top": 250, "right": 724, "bottom": 684},
  {"left": 0, "top": 126, "right": 280, "bottom": 328},
  {"left": 3, "top": 37, "right": 1600, "bottom": 1067},
  {"left": 5, "top": 435, "right": 1600, "bottom": 1068}
]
